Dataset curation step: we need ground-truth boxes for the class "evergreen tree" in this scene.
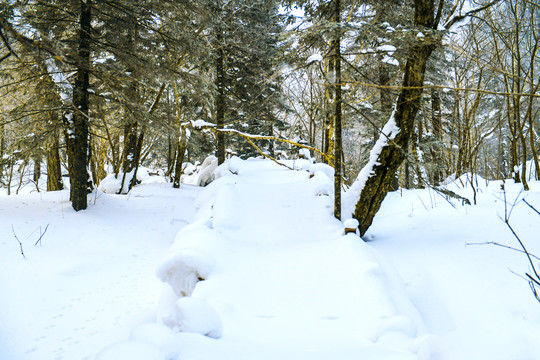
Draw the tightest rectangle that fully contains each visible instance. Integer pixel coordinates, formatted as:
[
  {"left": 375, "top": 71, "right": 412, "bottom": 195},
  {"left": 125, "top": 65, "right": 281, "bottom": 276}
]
[{"left": 210, "top": 0, "right": 285, "bottom": 163}]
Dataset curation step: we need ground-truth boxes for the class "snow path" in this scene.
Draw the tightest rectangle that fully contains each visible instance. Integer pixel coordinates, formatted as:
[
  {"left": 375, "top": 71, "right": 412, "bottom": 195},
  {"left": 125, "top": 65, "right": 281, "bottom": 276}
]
[{"left": 152, "top": 160, "right": 436, "bottom": 360}]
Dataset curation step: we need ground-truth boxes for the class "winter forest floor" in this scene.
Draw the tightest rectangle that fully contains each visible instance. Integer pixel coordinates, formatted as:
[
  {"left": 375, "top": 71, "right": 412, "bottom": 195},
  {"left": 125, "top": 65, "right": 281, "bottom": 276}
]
[{"left": 1, "top": 158, "right": 540, "bottom": 360}]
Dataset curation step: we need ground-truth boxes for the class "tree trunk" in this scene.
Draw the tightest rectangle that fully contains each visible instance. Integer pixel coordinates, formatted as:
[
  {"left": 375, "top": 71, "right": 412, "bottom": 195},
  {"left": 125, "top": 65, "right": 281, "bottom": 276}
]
[
  {"left": 46, "top": 126, "right": 64, "bottom": 191},
  {"left": 215, "top": 36, "right": 226, "bottom": 165},
  {"left": 352, "top": 0, "right": 437, "bottom": 236},
  {"left": 122, "top": 121, "right": 139, "bottom": 174},
  {"left": 69, "top": 0, "right": 92, "bottom": 211},
  {"left": 172, "top": 127, "right": 188, "bottom": 188},
  {"left": 0, "top": 120, "right": 4, "bottom": 177},
  {"left": 33, "top": 154, "right": 41, "bottom": 185},
  {"left": 128, "top": 130, "right": 145, "bottom": 191},
  {"left": 333, "top": 0, "right": 342, "bottom": 220},
  {"left": 430, "top": 89, "right": 443, "bottom": 185}
]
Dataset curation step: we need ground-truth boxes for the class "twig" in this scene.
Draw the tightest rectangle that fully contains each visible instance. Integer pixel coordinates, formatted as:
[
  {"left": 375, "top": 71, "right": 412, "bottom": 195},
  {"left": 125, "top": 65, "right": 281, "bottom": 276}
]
[
  {"left": 35, "top": 224, "right": 49, "bottom": 246},
  {"left": 11, "top": 225, "right": 25, "bottom": 259},
  {"left": 523, "top": 199, "right": 540, "bottom": 216},
  {"left": 466, "top": 241, "right": 540, "bottom": 261},
  {"left": 527, "top": 274, "right": 540, "bottom": 303}
]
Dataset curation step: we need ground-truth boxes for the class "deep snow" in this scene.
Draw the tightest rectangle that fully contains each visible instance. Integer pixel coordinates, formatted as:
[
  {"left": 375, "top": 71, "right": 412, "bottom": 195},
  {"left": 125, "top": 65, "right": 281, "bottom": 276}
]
[{"left": 1, "top": 158, "right": 540, "bottom": 360}]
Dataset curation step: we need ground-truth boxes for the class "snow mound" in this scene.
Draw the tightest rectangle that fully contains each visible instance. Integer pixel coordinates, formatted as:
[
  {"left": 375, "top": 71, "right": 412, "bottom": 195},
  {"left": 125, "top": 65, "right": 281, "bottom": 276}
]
[
  {"left": 130, "top": 323, "right": 181, "bottom": 360},
  {"left": 197, "top": 156, "right": 219, "bottom": 186},
  {"left": 214, "top": 156, "right": 242, "bottom": 180},
  {"left": 95, "top": 340, "right": 163, "bottom": 360},
  {"left": 308, "top": 162, "right": 334, "bottom": 179},
  {"left": 161, "top": 297, "right": 223, "bottom": 338},
  {"left": 309, "top": 171, "right": 333, "bottom": 197},
  {"left": 98, "top": 167, "right": 166, "bottom": 193},
  {"left": 156, "top": 248, "right": 214, "bottom": 297},
  {"left": 99, "top": 173, "right": 123, "bottom": 194}
]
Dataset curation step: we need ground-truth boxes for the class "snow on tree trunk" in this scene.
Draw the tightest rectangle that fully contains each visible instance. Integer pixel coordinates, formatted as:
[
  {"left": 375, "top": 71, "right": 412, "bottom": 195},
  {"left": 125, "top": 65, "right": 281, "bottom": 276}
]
[{"left": 344, "top": 0, "right": 438, "bottom": 236}]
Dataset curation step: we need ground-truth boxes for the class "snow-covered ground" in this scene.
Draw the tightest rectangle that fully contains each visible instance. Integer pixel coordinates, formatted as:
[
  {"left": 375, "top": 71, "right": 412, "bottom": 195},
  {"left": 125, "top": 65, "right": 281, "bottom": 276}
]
[{"left": 1, "top": 158, "right": 539, "bottom": 360}]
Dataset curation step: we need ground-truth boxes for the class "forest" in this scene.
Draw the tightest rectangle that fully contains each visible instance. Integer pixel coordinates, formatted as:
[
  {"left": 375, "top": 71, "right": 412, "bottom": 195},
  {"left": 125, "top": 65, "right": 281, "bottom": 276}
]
[
  {"left": 1, "top": 0, "right": 539, "bottom": 234},
  {"left": 2, "top": 1, "right": 540, "bottom": 359}
]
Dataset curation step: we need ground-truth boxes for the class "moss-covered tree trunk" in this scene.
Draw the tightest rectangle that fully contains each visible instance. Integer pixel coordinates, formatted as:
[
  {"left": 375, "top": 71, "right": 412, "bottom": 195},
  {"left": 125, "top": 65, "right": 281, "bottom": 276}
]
[{"left": 353, "top": 0, "right": 437, "bottom": 236}]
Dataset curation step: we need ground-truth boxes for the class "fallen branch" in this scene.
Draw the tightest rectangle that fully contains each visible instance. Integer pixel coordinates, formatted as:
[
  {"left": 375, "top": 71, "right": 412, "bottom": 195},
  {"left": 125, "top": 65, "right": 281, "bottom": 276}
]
[
  {"left": 184, "top": 121, "right": 332, "bottom": 164},
  {"left": 431, "top": 186, "right": 471, "bottom": 205},
  {"left": 11, "top": 225, "right": 25, "bottom": 259},
  {"left": 242, "top": 136, "right": 293, "bottom": 170}
]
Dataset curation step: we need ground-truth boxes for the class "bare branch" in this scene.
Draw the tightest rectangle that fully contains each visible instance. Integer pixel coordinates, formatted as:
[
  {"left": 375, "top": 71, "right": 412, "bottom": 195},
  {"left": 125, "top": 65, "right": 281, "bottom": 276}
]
[
  {"left": 11, "top": 225, "right": 25, "bottom": 259},
  {"left": 523, "top": 199, "right": 540, "bottom": 216},
  {"left": 444, "top": 0, "right": 501, "bottom": 30},
  {"left": 35, "top": 224, "right": 50, "bottom": 246},
  {"left": 466, "top": 241, "right": 540, "bottom": 261},
  {"left": 501, "top": 187, "right": 540, "bottom": 302}
]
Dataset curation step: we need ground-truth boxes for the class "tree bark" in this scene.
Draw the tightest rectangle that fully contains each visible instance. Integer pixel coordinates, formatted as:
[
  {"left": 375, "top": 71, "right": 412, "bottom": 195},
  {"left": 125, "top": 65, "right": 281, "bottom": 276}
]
[{"left": 69, "top": 0, "right": 92, "bottom": 211}]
